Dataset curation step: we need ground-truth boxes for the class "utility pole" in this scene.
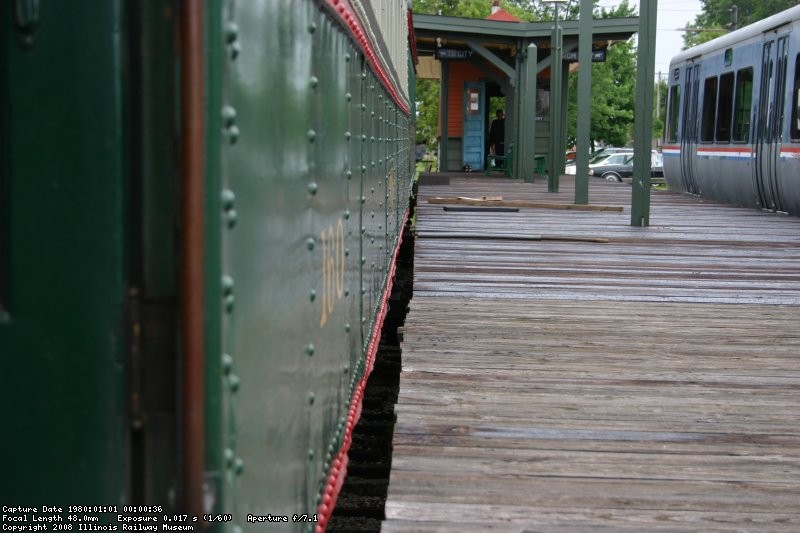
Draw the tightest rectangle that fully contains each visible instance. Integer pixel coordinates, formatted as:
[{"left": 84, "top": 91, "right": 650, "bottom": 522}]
[{"left": 730, "top": 5, "right": 738, "bottom": 31}]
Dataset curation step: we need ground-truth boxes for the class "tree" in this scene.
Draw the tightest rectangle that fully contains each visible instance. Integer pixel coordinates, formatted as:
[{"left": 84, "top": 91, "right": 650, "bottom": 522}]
[
  {"left": 411, "top": 0, "right": 491, "bottom": 18},
  {"left": 415, "top": 79, "right": 440, "bottom": 145},
  {"left": 684, "top": 0, "right": 798, "bottom": 48},
  {"left": 566, "top": 1, "right": 638, "bottom": 148},
  {"left": 566, "top": 38, "right": 637, "bottom": 148},
  {"left": 653, "top": 76, "right": 668, "bottom": 141}
]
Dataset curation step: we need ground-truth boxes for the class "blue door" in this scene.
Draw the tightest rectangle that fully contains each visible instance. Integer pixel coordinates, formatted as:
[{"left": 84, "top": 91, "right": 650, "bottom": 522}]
[{"left": 463, "top": 81, "right": 486, "bottom": 170}]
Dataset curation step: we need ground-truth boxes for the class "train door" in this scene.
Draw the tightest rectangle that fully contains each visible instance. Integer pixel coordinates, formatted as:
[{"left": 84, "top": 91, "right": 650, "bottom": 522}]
[
  {"left": 463, "top": 81, "right": 486, "bottom": 170},
  {"left": 680, "top": 63, "right": 700, "bottom": 193},
  {"left": 753, "top": 35, "right": 789, "bottom": 211},
  {"left": 125, "top": 0, "right": 183, "bottom": 506},
  {"left": 1, "top": 3, "right": 130, "bottom": 505}
]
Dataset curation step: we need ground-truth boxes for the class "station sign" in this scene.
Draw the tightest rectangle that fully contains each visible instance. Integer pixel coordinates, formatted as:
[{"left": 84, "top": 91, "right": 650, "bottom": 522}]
[
  {"left": 435, "top": 48, "right": 473, "bottom": 60},
  {"left": 562, "top": 49, "right": 607, "bottom": 62}
]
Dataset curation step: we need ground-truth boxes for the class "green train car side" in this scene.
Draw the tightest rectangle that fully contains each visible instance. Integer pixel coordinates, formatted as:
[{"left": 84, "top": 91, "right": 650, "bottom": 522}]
[{"left": 1, "top": 1, "right": 415, "bottom": 531}]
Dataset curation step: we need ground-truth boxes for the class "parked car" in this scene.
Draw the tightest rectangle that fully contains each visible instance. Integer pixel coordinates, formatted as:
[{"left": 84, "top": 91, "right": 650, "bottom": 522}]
[
  {"left": 590, "top": 152, "right": 664, "bottom": 182},
  {"left": 565, "top": 147, "right": 633, "bottom": 174},
  {"left": 590, "top": 147, "right": 633, "bottom": 159},
  {"left": 564, "top": 151, "right": 633, "bottom": 174}
]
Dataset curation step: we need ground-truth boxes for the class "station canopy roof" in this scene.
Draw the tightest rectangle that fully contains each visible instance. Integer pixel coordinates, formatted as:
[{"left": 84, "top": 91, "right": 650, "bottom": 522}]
[{"left": 412, "top": 11, "right": 640, "bottom": 80}]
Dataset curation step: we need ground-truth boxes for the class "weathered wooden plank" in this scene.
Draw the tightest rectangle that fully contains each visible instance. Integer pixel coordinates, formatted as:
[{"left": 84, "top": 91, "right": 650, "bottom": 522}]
[
  {"left": 391, "top": 413, "right": 797, "bottom": 438},
  {"left": 391, "top": 425, "right": 800, "bottom": 456},
  {"left": 417, "top": 232, "right": 611, "bottom": 243},
  {"left": 427, "top": 196, "right": 625, "bottom": 211},
  {"left": 384, "top": 502, "right": 800, "bottom": 532},
  {"left": 386, "top": 471, "right": 800, "bottom": 510},
  {"left": 387, "top": 445, "right": 800, "bottom": 482},
  {"left": 383, "top": 176, "right": 800, "bottom": 531}
]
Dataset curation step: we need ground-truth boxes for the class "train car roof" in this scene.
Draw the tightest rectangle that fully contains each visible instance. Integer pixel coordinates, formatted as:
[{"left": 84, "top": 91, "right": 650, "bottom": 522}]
[{"left": 669, "top": 5, "right": 800, "bottom": 67}]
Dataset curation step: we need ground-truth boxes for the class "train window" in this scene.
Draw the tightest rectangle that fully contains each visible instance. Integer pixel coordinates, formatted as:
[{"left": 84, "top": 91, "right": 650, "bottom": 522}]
[
  {"left": 716, "top": 72, "right": 735, "bottom": 143},
  {"left": 667, "top": 85, "right": 681, "bottom": 142},
  {"left": 792, "top": 54, "right": 800, "bottom": 140},
  {"left": 701, "top": 76, "right": 718, "bottom": 142},
  {"left": 733, "top": 68, "right": 754, "bottom": 142}
]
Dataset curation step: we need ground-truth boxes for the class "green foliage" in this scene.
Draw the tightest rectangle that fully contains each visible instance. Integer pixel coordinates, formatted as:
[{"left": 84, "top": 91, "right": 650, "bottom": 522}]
[
  {"left": 566, "top": 1, "right": 638, "bottom": 147},
  {"left": 567, "top": 39, "right": 636, "bottom": 147},
  {"left": 683, "top": 0, "right": 798, "bottom": 48},
  {"left": 595, "top": 0, "right": 636, "bottom": 19},
  {"left": 411, "top": 0, "right": 491, "bottom": 18},
  {"left": 501, "top": 0, "right": 549, "bottom": 21},
  {"left": 653, "top": 77, "right": 668, "bottom": 140},
  {"left": 505, "top": 0, "right": 637, "bottom": 21},
  {"left": 415, "top": 78, "right": 440, "bottom": 145},
  {"left": 411, "top": 0, "right": 639, "bottom": 20}
]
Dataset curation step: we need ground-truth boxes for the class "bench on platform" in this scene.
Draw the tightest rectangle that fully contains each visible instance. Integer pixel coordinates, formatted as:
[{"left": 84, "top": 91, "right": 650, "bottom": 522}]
[
  {"left": 485, "top": 146, "right": 513, "bottom": 176},
  {"left": 534, "top": 154, "right": 546, "bottom": 175}
]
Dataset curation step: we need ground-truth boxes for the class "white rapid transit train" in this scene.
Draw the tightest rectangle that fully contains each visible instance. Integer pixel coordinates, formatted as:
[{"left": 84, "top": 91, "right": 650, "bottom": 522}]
[{"left": 663, "top": 6, "right": 800, "bottom": 216}]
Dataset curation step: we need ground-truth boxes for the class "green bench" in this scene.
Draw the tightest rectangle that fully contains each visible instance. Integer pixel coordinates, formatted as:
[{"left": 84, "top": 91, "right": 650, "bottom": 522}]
[
  {"left": 485, "top": 146, "right": 513, "bottom": 176},
  {"left": 484, "top": 150, "right": 548, "bottom": 180}
]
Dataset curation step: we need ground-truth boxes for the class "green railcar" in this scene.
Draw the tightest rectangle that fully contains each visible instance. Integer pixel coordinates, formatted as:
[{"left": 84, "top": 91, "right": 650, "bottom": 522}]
[{"left": 1, "top": 1, "right": 414, "bottom": 531}]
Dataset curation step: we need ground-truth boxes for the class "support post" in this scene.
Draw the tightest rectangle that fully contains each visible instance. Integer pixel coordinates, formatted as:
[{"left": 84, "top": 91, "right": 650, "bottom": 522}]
[
  {"left": 575, "top": 0, "right": 593, "bottom": 204},
  {"left": 440, "top": 61, "right": 449, "bottom": 171},
  {"left": 631, "top": 0, "right": 657, "bottom": 226},
  {"left": 547, "top": 3, "right": 563, "bottom": 192},
  {"left": 518, "top": 43, "right": 537, "bottom": 181}
]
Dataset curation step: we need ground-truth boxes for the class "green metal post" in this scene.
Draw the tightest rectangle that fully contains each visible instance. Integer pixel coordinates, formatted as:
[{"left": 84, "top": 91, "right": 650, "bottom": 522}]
[
  {"left": 575, "top": 0, "right": 593, "bottom": 204},
  {"left": 440, "top": 61, "right": 449, "bottom": 171},
  {"left": 519, "top": 43, "right": 538, "bottom": 182},
  {"left": 548, "top": 2, "right": 563, "bottom": 192},
  {"left": 631, "top": 0, "right": 658, "bottom": 226},
  {"left": 559, "top": 61, "right": 569, "bottom": 177}
]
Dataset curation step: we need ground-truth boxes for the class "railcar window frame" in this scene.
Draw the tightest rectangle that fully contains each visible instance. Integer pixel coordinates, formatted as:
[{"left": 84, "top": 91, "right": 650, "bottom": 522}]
[
  {"left": 0, "top": 128, "right": 5, "bottom": 315},
  {"left": 716, "top": 72, "right": 735, "bottom": 143},
  {"left": 775, "top": 38, "right": 788, "bottom": 144},
  {"left": 0, "top": 50, "right": 7, "bottom": 315},
  {"left": 667, "top": 84, "right": 681, "bottom": 143},
  {"left": 791, "top": 54, "right": 800, "bottom": 141},
  {"left": 0, "top": 124, "right": 5, "bottom": 315},
  {"left": 701, "top": 76, "right": 718, "bottom": 142},
  {"left": 732, "top": 67, "right": 754, "bottom": 143},
  {"left": 0, "top": 11, "right": 9, "bottom": 317}
]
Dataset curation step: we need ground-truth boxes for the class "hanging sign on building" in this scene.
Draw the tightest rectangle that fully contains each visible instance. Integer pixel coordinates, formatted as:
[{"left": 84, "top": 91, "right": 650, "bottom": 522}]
[
  {"left": 435, "top": 48, "right": 473, "bottom": 60},
  {"left": 562, "top": 49, "right": 607, "bottom": 62}
]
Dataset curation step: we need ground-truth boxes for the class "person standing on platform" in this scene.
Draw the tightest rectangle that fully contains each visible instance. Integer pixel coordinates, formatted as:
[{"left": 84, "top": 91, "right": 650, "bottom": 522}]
[{"left": 488, "top": 109, "right": 505, "bottom": 158}]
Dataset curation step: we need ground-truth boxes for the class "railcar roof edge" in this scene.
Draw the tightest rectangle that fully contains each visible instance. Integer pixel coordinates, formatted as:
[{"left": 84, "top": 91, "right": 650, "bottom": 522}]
[{"left": 669, "top": 5, "right": 800, "bottom": 67}]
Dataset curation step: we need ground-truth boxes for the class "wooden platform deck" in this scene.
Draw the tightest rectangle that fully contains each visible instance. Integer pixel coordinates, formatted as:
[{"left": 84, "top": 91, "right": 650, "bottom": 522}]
[{"left": 383, "top": 175, "right": 800, "bottom": 532}]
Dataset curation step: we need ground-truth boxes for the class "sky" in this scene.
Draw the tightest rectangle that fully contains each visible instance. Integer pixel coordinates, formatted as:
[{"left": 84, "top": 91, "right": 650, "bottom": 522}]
[{"left": 595, "top": 0, "right": 704, "bottom": 78}]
